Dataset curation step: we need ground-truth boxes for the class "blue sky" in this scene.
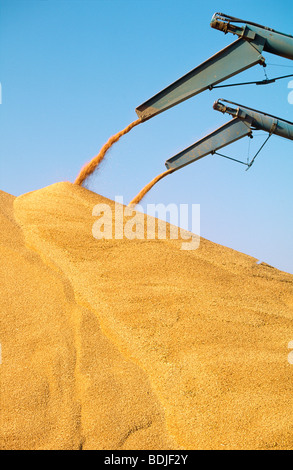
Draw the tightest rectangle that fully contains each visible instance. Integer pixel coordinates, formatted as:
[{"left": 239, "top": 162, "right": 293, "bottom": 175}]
[{"left": 0, "top": 0, "right": 292, "bottom": 273}]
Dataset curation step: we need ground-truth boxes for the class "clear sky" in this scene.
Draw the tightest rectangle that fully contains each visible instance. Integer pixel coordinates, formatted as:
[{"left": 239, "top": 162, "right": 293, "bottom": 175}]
[{"left": 1, "top": 0, "right": 292, "bottom": 273}]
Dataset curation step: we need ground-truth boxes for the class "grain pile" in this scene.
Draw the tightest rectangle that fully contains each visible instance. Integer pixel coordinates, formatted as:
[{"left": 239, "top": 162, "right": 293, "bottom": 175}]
[{"left": 1, "top": 182, "right": 293, "bottom": 450}]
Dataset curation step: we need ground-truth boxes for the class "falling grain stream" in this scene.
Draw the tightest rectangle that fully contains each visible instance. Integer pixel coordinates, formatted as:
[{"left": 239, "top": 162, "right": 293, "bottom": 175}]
[
  {"left": 74, "top": 118, "right": 141, "bottom": 186},
  {"left": 75, "top": 117, "right": 175, "bottom": 205}
]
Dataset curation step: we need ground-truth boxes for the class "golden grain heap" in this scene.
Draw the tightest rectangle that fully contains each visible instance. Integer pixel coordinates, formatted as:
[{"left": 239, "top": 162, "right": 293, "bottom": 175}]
[{"left": 1, "top": 182, "right": 293, "bottom": 450}]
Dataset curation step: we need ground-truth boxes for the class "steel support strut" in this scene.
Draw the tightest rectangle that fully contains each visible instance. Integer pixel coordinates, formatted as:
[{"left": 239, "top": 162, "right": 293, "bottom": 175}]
[
  {"left": 136, "top": 14, "right": 293, "bottom": 122},
  {"left": 165, "top": 101, "right": 293, "bottom": 172}
]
